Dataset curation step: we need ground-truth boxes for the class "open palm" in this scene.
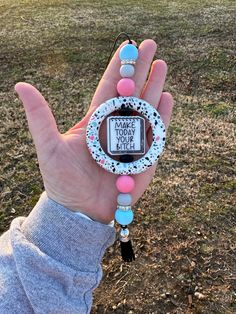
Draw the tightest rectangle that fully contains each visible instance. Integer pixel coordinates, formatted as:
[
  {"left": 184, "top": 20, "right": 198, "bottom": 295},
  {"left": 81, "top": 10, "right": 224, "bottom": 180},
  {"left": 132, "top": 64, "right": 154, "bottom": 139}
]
[{"left": 15, "top": 39, "right": 173, "bottom": 224}]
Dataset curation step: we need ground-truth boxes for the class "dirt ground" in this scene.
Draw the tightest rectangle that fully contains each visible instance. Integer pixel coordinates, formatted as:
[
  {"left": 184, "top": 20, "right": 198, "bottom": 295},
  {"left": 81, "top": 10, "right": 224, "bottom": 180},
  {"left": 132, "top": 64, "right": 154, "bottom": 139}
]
[{"left": 0, "top": 0, "right": 235, "bottom": 313}]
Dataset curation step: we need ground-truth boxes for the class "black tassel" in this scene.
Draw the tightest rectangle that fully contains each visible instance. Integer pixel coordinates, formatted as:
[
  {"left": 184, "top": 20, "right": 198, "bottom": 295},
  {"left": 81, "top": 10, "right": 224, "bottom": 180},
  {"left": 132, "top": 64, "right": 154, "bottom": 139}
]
[{"left": 120, "top": 239, "right": 135, "bottom": 262}]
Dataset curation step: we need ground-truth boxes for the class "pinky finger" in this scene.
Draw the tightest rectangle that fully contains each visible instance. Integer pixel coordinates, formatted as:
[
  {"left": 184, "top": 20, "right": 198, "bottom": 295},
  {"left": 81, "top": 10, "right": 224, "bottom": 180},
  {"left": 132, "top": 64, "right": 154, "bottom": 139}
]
[{"left": 147, "top": 91, "right": 174, "bottom": 145}]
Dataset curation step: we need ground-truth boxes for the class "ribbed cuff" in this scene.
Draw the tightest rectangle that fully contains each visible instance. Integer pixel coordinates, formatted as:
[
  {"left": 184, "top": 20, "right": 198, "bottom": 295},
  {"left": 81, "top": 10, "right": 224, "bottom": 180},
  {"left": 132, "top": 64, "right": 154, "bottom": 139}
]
[
  {"left": 73, "top": 211, "right": 115, "bottom": 227},
  {"left": 21, "top": 192, "right": 116, "bottom": 272}
]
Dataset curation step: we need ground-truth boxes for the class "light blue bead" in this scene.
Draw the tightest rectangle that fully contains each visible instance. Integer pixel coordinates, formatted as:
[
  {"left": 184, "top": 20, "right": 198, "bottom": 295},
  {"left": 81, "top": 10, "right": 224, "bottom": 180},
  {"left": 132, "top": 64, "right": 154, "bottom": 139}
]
[
  {"left": 115, "top": 209, "right": 134, "bottom": 225},
  {"left": 120, "top": 64, "right": 135, "bottom": 77},
  {"left": 117, "top": 193, "right": 132, "bottom": 206},
  {"left": 119, "top": 44, "right": 138, "bottom": 61}
]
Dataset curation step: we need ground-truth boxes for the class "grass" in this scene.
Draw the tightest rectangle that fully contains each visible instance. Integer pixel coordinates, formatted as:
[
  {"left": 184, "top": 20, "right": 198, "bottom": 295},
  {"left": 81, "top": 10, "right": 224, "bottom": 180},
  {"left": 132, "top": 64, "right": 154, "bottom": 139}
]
[{"left": 0, "top": 0, "right": 236, "bottom": 313}]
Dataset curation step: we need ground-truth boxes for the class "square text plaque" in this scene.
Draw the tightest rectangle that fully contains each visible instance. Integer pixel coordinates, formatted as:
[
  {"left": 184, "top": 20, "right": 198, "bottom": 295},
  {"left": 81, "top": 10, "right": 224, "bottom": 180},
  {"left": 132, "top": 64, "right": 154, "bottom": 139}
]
[{"left": 107, "top": 116, "right": 145, "bottom": 155}]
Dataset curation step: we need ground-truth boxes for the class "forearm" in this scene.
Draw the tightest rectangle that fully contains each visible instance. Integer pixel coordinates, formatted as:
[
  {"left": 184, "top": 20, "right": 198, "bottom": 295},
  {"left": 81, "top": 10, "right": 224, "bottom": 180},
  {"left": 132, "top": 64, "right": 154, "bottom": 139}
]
[{"left": 0, "top": 192, "right": 116, "bottom": 314}]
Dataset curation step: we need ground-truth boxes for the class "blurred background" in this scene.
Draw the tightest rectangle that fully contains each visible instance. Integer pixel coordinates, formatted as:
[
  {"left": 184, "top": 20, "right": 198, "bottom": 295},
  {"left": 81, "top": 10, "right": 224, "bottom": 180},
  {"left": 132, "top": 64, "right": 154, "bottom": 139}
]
[{"left": 0, "top": 0, "right": 235, "bottom": 313}]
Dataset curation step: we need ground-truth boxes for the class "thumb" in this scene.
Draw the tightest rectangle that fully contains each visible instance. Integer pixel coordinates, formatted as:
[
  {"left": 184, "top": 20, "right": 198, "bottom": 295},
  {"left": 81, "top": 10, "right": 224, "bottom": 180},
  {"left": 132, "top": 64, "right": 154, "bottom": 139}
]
[{"left": 15, "top": 82, "right": 60, "bottom": 153}]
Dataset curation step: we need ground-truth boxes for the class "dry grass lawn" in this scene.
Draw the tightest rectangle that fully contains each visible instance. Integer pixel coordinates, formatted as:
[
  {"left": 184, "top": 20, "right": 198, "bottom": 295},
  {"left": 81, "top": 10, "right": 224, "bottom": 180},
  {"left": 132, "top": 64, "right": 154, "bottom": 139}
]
[{"left": 0, "top": 0, "right": 235, "bottom": 313}]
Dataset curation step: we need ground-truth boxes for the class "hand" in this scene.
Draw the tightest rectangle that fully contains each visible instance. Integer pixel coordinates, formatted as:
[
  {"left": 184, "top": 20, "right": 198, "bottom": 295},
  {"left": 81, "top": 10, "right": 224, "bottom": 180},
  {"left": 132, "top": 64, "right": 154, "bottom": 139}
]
[{"left": 15, "top": 39, "right": 174, "bottom": 224}]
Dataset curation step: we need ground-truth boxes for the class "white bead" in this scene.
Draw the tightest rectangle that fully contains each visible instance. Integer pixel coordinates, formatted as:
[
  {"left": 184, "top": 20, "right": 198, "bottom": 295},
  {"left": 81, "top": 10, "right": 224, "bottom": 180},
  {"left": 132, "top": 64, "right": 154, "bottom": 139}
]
[{"left": 120, "top": 64, "right": 135, "bottom": 78}]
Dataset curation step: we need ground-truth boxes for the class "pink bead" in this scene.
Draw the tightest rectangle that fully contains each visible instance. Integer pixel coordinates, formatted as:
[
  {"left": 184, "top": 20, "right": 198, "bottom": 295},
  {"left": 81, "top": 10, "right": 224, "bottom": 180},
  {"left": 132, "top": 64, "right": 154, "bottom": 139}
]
[
  {"left": 116, "top": 175, "right": 135, "bottom": 193},
  {"left": 117, "top": 78, "right": 135, "bottom": 96}
]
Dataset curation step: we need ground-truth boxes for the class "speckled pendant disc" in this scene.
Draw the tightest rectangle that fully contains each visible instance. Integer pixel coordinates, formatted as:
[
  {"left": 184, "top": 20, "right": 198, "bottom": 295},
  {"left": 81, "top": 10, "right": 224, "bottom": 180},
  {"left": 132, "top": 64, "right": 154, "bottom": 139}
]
[{"left": 86, "top": 96, "right": 166, "bottom": 175}]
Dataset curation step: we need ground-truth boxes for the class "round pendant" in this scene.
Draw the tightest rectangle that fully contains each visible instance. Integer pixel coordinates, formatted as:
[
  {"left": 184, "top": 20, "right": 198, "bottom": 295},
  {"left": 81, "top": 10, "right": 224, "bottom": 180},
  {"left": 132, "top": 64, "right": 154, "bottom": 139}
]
[{"left": 86, "top": 96, "right": 166, "bottom": 175}]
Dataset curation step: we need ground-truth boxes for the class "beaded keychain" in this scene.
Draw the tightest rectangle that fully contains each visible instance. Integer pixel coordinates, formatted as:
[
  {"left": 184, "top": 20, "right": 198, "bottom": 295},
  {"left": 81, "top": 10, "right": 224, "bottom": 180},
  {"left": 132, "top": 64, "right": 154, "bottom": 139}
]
[{"left": 86, "top": 33, "right": 166, "bottom": 262}]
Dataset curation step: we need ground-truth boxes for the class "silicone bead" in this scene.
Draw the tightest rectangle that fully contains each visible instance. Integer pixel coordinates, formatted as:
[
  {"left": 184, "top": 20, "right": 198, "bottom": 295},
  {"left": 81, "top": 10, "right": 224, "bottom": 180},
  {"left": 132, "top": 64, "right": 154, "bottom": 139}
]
[
  {"left": 117, "top": 78, "right": 135, "bottom": 97},
  {"left": 117, "top": 193, "right": 133, "bottom": 206},
  {"left": 120, "top": 64, "right": 135, "bottom": 77},
  {"left": 116, "top": 175, "right": 135, "bottom": 193},
  {"left": 115, "top": 208, "right": 134, "bottom": 225},
  {"left": 119, "top": 44, "right": 138, "bottom": 61}
]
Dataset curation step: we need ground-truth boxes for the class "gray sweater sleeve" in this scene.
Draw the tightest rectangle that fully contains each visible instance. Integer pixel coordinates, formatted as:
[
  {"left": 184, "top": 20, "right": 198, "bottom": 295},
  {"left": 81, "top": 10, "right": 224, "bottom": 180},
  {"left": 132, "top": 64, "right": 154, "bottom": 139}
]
[{"left": 0, "top": 192, "right": 116, "bottom": 314}]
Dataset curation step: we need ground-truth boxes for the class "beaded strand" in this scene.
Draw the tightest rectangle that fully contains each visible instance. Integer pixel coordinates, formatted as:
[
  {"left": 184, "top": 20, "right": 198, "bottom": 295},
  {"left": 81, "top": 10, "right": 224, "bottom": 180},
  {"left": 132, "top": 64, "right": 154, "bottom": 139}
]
[{"left": 114, "top": 42, "right": 139, "bottom": 261}]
